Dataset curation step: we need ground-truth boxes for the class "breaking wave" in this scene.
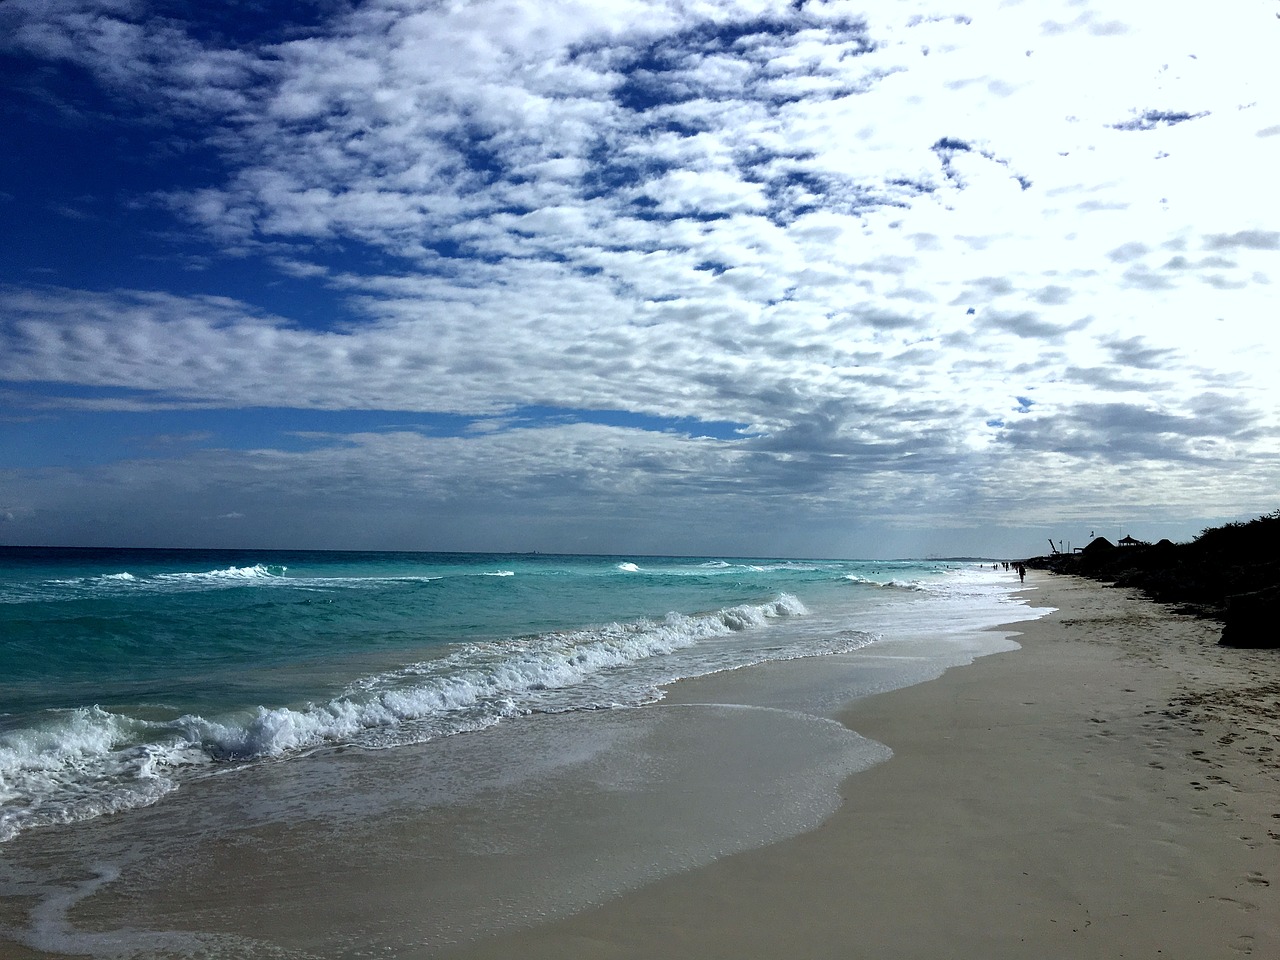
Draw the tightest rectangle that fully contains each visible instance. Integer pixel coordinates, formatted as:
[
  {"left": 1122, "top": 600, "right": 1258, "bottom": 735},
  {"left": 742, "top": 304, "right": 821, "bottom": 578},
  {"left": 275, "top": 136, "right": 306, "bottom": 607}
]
[
  {"left": 0, "top": 592, "right": 857, "bottom": 842},
  {"left": 841, "top": 574, "right": 928, "bottom": 591}
]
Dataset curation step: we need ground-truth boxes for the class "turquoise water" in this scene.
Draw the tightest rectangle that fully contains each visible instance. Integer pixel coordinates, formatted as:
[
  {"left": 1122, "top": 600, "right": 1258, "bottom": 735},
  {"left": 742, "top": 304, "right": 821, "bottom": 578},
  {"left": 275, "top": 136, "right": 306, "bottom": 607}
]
[{"left": 0, "top": 547, "right": 1024, "bottom": 843}]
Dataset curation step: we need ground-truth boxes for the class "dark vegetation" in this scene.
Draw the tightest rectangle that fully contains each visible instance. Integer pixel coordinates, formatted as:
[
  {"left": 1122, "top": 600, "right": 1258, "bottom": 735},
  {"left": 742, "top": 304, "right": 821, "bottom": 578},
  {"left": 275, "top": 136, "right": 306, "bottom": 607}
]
[{"left": 1024, "top": 511, "right": 1280, "bottom": 648}]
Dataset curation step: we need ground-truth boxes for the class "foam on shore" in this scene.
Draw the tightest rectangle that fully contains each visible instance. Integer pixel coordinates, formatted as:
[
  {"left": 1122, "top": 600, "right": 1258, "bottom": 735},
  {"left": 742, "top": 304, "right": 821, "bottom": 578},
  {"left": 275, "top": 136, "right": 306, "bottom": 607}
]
[{"left": 450, "top": 574, "right": 1280, "bottom": 960}]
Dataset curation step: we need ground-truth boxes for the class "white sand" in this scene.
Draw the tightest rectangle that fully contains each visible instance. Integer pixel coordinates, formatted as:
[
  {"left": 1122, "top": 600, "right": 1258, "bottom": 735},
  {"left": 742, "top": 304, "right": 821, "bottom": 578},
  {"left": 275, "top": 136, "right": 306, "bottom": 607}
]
[{"left": 449, "top": 573, "right": 1280, "bottom": 959}]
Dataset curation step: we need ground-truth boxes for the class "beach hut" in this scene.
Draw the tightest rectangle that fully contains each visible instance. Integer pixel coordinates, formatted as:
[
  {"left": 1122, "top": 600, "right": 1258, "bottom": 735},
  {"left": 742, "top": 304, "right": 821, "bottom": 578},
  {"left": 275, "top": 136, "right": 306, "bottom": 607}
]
[
  {"left": 1118, "top": 535, "right": 1143, "bottom": 548},
  {"left": 1081, "top": 536, "right": 1115, "bottom": 554}
]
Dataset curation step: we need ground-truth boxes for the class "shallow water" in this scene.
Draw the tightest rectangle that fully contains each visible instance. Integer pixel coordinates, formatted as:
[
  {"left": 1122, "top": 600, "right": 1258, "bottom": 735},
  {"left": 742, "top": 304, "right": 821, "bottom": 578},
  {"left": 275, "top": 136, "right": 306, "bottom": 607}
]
[
  {"left": 2, "top": 548, "right": 1026, "bottom": 844},
  {"left": 0, "top": 549, "right": 1046, "bottom": 957}
]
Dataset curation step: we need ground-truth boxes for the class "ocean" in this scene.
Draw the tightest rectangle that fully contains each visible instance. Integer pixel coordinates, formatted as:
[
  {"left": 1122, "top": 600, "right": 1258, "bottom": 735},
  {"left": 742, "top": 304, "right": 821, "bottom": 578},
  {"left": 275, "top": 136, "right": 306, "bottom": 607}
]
[{"left": 0, "top": 547, "right": 1045, "bottom": 956}]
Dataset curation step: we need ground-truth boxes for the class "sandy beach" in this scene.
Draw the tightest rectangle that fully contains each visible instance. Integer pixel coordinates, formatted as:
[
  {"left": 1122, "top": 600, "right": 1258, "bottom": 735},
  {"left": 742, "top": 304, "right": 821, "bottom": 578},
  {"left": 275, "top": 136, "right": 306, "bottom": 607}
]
[
  {"left": 451, "top": 572, "right": 1280, "bottom": 960},
  {"left": 2, "top": 571, "right": 1277, "bottom": 959}
]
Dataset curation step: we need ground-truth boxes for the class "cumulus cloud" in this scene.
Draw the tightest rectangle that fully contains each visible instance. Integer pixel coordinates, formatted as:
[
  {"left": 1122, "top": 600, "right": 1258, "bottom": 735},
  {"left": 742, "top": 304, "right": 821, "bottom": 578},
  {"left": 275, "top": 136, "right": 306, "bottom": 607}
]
[
  {"left": 1205, "top": 231, "right": 1280, "bottom": 251},
  {"left": 1, "top": 0, "right": 1278, "bottom": 552}
]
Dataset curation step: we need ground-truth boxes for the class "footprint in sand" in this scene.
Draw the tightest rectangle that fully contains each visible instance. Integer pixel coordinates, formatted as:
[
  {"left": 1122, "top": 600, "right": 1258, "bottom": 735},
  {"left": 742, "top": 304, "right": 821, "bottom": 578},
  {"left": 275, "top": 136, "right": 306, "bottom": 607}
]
[
  {"left": 1229, "top": 933, "right": 1254, "bottom": 954},
  {"left": 1212, "top": 896, "right": 1259, "bottom": 913}
]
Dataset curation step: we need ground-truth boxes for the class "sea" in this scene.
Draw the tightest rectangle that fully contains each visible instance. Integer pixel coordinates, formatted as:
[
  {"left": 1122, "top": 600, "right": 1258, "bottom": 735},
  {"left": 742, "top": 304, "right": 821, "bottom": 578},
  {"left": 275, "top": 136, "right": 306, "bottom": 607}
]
[{"left": 0, "top": 547, "right": 1046, "bottom": 956}]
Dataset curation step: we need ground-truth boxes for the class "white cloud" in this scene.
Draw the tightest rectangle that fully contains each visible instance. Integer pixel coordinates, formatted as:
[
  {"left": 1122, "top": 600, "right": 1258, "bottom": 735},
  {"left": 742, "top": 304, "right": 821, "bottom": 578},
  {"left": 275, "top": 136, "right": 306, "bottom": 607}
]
[{"left": 2, "top": 0, "right": 1279, "bottom": 551}]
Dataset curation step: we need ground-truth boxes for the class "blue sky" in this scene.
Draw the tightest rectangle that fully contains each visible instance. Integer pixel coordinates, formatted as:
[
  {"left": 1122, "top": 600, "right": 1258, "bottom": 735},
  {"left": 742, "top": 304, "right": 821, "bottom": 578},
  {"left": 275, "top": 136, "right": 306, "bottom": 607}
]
[{"left": 2, "top": 0, "right": 1278, "bottom": 558}]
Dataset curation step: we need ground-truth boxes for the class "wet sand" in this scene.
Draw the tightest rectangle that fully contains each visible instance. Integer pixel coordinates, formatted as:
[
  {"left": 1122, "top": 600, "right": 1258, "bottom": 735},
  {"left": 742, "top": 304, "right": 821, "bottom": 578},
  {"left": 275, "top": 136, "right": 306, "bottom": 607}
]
[{"left": 451, "top": 573, "right": 1280, "bottom": 959}]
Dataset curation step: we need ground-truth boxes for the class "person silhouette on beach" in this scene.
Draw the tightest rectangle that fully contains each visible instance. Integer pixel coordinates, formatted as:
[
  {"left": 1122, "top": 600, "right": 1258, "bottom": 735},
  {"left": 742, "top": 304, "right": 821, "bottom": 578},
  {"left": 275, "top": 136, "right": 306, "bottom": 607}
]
[{"left": 1017, "top": 563, "right": 1026, "bottom": 584}]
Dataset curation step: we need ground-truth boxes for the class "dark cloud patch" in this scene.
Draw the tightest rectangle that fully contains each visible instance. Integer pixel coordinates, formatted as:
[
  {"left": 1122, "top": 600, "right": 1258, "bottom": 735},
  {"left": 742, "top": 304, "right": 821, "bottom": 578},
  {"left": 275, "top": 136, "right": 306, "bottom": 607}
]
[
  {"left": 1111, "top": 110, "right": 1209, "bottom": 131},
  {"left": 1203, "top": 274, "right": 1249, "bottom": 290},
  {"left": 864, "top": 310, "right": 921, "bottom": 331},
  {"left": 1107, "top": 242, "right": 1149, "bottom": 263},
  {"left": 1121, "top": 264, "right": 1176, "bottom": 290},
  {"left": 1102, "top": 335, "right": 1177, "bottom": 371},
  {"left": 986, "top": 311, "right": 1089, "bottom": 342},
  {"left": 998, "top": 396, "right": 1266, "bottom": 464},
  {"left": 1086, "top": 19, "right": 1130, "bottom": 37},
  {"left": 747, "top": 409, "right": 963, "bottom": 478},
  {"left": 1204, "top": 230, "right": 1280, "bottom": 251},
  {"left": 1041, "top": 13, "right": 1132, "bottom": 37},
  {"left": 964, "top": 276, "right": 1016, "bottom": 297},
  {"left": 886, "top": 287, "right": 935, "bottom": 304},
  {"left": 906, "top": 14, "right": 972, "bottom": 28},
  {"left": 1064, "top": 366, "right": 1167, "bottom": 392},
  {"left": 1186, "top": 392, "right": 1268, "bottom": 439},
  {"left": 1009, "top": 351, "right": 1068, "bottom": 377},
  {"left": 1033, "top": 284, "right": 1072, "bottom": 305},
  {"left": 1162, "top": 254, "right": 1238, "bottom": 271},
  {"left": 1078, "top": 199, "right": 1128, "bottom": 212}
]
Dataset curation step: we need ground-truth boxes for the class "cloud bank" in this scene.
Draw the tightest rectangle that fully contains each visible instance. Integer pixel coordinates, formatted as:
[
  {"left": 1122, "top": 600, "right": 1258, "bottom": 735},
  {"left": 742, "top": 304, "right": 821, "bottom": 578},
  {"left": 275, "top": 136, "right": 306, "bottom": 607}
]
[{"left": 1, "top": 0, "right": 1277, "bottom": 555}]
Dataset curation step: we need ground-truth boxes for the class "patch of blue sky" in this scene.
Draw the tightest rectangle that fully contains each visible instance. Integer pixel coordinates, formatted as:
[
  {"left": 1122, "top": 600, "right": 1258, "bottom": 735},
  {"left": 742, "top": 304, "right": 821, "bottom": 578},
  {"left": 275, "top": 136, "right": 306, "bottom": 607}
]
[
  {"left": 0, "top": 27, "right": 372, "bottom": 328},
  {"left": 1, "top": 44, "right": 222, "bottom": 181},
  {"left": 693, "top": 261, "right": 731, "bottom": 275},
  {"left": 483, "top": 406, "right": 751, "bottom": 441},
  {"left": 0, "top": 407, "right": 426, "bottom": 471},
  {"left": 0, "top": 393, "right": 751, "bottom": 469},
  {"left": 146, "top": 0, "right": 345, "bottom": 48},
  {"left": 580, "top": 144, "right": 680, "bottom": 201},
  {"left": 630, "top": 207, "right": 736, "bottom": 223},
  {"left": 0, "top": 116, "right": 216, "bottom": 283},
  {"left": 2, "top": 89, "right": 399, "bottom": 332}
]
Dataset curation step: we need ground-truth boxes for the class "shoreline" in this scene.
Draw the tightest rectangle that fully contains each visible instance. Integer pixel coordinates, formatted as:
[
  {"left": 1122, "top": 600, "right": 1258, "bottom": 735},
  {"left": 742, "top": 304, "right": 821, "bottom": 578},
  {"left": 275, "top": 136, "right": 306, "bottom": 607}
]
[
  {"left": 448, "top": 572, "right": 1280, "bottom": 959},
  {"left": 2, "top": 572, "right": 1276, "bottom": 958}
]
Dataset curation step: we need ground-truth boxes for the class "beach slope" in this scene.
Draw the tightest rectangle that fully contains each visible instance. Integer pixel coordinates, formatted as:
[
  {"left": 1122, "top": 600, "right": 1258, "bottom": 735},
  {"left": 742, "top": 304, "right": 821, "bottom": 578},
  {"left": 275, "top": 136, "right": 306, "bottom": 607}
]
[{"left": 452, "top": 573, "right": 1280, "bottom": 959}]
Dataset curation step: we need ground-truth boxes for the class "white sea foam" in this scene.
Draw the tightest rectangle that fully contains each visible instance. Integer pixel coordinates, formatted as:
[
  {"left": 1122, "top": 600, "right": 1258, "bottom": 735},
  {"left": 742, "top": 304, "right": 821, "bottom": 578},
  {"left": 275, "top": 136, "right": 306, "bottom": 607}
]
[
  {"left": 156, "top": 563, "right": 287, "bottom": 583},
  {"left": 0, "top": 707, "right": 191, "bottom": 842},
  {"left": 842, "top": 574, "right": 927, "bottom": 591},
  {"left": 5, "top": 567, "right": 444, "bottom": 605},
  {"left": 291, "top": 575, "right": 444, "bottom": 588},
  {"left": 0, "top": 593, "right": 819, "bottom": 842},
  {"left": 616, "top": 562, "right": 640, "bottom": 572},
  {"left": 35, "top": 565, "right": 289, "bottom": 601}
]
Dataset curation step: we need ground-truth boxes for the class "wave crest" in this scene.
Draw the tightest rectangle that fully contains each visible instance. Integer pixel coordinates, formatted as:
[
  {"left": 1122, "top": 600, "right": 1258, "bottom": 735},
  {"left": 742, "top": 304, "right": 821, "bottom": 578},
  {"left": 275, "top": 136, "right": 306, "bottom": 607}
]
[
  {"left": 0, "top": 593, "right": 815, "bottom": 842},
  {"left": 842, "top": 574, "right": 927, "bottom": 591}
]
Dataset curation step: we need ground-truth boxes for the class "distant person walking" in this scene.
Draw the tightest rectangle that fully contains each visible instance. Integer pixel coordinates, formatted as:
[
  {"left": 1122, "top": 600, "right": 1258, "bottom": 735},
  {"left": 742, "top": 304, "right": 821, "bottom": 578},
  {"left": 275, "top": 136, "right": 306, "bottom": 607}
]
[{"left": 1017, "top": 563, "right": 1026, "bottom": 584}]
